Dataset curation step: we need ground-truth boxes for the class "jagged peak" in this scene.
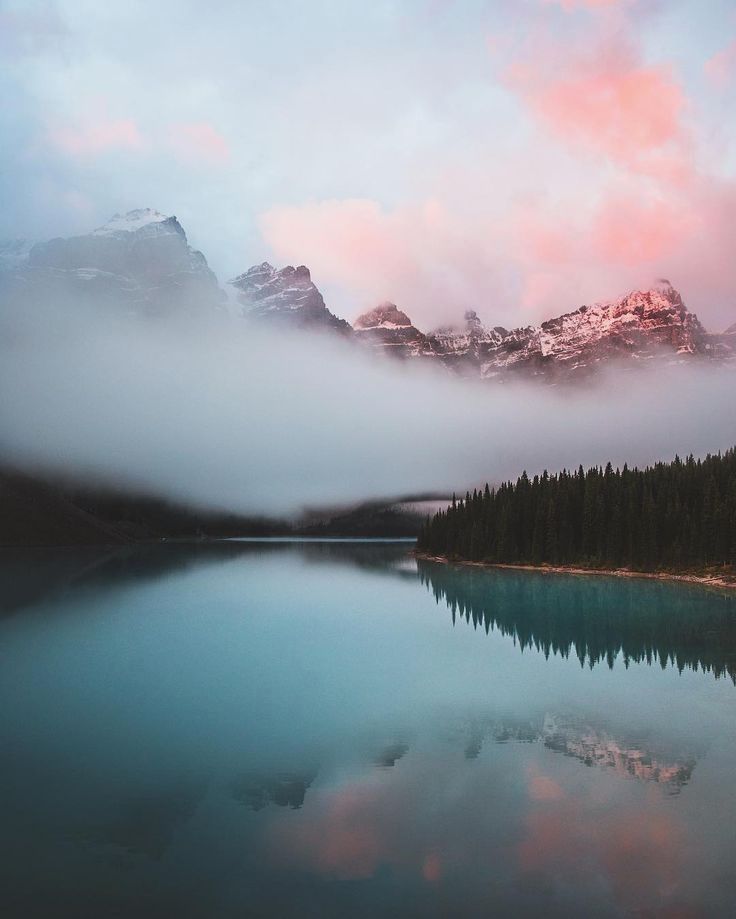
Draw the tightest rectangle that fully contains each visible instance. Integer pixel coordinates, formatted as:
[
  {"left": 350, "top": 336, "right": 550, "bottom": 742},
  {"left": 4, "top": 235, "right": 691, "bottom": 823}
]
[
  {"left": 355, "top": 302, "right": 414, "bottom": 330},
  {"left": 280, "top": 264, "right": 311, "bottom": 282},
  {"left": 430, "top": 309, "right": 498, "bottom": 343},
  {"left": 229, "top": 262, "right": 314, "bottom": 288},
  {"left": 229, "top": 262, "right": 275, "bottom": 285},
  {"left": 543, "top": 282, "right": 691, "bottom": 331}
]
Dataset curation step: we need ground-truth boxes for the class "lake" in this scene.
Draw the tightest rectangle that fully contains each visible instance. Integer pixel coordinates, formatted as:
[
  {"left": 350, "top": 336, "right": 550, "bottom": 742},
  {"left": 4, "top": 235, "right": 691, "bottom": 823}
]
[{"left": 1, "top": 540, "right": 736, "bottom": 917}]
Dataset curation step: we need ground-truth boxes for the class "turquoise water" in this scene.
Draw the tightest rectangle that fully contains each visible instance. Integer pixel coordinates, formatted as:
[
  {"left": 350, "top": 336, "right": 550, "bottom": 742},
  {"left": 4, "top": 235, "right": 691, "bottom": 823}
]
[{"left": 1, "top": 541, "right": 735, "bottom": 917}]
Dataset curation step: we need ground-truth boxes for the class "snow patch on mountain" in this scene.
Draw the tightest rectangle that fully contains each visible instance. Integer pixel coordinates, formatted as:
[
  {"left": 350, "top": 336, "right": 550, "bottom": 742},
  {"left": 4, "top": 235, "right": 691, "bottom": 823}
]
[
  {"left": 92, "top": 208, "right": 171, "bottom": 236},
  {"left": 2, "top": 209, "right": 223, "bottom": 317},
  {"left": 354, "top": 302, "right": 414, "bottom": 330},
  {"left": 229, "top": 262, "right": 351, "bottom": 333}
]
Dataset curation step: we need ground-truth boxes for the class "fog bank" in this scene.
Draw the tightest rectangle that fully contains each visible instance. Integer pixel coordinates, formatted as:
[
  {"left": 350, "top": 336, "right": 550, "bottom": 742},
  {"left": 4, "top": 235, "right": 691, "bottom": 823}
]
[{"left": 1, "top": 303, "right": 734, "bottom": 516}]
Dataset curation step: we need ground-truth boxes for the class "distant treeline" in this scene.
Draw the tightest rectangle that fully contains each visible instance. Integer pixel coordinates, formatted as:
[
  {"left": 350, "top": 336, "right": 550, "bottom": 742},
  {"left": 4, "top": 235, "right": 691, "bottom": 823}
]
[{"left": 417, "top": 449, "right": 736, "bottom": 572}]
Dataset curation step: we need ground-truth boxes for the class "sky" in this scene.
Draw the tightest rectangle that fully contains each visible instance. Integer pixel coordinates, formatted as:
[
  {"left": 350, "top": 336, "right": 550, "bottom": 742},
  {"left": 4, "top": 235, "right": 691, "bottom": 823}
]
[{"left": 2, "top": 0, "right": 736, "bottom": 330}]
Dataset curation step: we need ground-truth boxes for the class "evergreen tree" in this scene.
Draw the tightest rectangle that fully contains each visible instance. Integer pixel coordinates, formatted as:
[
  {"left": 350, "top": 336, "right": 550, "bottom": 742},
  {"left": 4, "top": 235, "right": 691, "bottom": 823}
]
[{"left": 416, "top": 448, "right": 736, "bottom": 574}]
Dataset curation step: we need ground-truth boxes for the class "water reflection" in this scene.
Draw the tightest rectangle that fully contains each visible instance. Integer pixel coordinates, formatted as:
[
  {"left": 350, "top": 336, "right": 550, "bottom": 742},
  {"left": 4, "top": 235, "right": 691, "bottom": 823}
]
[
  {"left": 0, "top": 539, "right": 414, "bottom": 616},
  {"left": 419, "top": 558, "right": 736, "bottom": 682},
  {"left": 449, "top": 713, "right": 695, "bottom": 793},
  {"left": 1, "top": 541, "right": 735, "bottom": 917},
  {"left": 373, "top": 742, "right": 410, "bottom": 768},
  {"left": 231, "top": 769, "right": 317, "bottom": 810},
  {"left": 79, "top": 780, "right": 207, "bottom": 860}
]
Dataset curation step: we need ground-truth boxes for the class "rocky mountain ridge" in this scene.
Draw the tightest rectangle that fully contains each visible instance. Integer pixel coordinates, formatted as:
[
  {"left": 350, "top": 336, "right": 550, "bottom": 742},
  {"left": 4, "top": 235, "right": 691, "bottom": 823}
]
[
  {"left": 0, "top": 208, "right": 223, "bottom": 317},
  {"left": 228, "top": 261, "right": 350, "bottom": 333},
  {"left": 3, "top": 208, "right": 734, "bottom": 381},
  {"left": 348, "top": 279, "right": 732, "bottom": 381},
  {"left": 231, "top": 257, "right": 732, "bottom": 380}
]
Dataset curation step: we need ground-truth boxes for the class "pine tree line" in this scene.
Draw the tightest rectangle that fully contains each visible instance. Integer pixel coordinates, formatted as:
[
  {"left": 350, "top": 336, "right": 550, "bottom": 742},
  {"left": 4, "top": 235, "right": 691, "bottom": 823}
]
[{"left": 417, "top": 449, "right": 736, "bottom": 572}]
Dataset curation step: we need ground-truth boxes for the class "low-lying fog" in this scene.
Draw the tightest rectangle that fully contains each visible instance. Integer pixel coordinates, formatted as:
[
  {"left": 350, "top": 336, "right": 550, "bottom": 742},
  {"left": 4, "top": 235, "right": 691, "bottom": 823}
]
[{"left": 1, "top": 300, "right": 734, "bottom": 517}]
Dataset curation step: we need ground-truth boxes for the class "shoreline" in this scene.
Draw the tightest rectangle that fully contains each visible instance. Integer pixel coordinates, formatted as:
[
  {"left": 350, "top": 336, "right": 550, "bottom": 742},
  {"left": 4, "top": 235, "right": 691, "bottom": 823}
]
[{"left": 413, "top": 552, "right": 736, "bottom": 592}]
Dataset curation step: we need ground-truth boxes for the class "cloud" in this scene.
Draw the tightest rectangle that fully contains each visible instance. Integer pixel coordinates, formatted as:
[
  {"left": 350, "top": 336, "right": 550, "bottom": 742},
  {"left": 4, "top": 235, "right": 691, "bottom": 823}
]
[
  {"left": 543, "top": 0, "right": 630, "bottom": 10},
  {"left": 260, "top": 197, "right": 504, "bottom": 327},
  {"left": 256, "top": 16, "right": 736, "bottom": 331},
  {"left": 3, "top": 0, "right": 736, "bottom": 336},
  {"left": 167, "top": 122, "right": 230, "bottom": 165},
  {"left": 47, "top": 117, "right": 145, "bottom": 158},
  {"left": 704, "top": 39, "right": 736, "bottom": 88},
  {"left": 0, "top": 3, "right": 67, "bottom": 58},
  {"left": 505, "top": 38, "right": 688, "bottom": 181},
  {"left": 590, "top": 191, "right": 696, "bottom": 265},
  {"left": 260, "top": 167, "right": 736, "bottom": 330},
  {"left": 0, "top": 299, "right": 734, "bottom": 518}
]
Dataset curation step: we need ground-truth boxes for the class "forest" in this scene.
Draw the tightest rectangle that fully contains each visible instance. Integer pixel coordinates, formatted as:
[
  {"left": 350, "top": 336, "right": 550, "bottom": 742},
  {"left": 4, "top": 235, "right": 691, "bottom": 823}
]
[{"left": 417, "top": 449, "right": 736, "bottom": 573}]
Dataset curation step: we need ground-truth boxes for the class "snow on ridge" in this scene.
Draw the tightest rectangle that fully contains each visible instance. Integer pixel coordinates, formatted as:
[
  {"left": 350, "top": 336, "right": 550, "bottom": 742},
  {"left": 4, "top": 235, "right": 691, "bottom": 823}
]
[{"left": 92, "top": 208, "right": 170, "bottom": 235}]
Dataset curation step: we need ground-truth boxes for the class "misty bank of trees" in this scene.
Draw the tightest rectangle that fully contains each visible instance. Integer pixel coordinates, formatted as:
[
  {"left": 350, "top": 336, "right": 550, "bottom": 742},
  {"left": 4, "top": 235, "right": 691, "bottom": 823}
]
[{"left": 417, "top": 449, "right": 736, "bottom": 572}]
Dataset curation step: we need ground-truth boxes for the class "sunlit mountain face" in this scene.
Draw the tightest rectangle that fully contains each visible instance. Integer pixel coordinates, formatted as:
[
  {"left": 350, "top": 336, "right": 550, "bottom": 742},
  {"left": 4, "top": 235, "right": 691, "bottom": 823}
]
[{"left": 4, "top": 209, "right": 734, "bottom": 383}]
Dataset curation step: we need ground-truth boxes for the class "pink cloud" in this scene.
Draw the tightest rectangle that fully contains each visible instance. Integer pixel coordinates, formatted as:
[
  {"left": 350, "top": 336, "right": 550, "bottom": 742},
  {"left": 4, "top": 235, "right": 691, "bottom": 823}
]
[
  {"left": 259, "top": 24, "right": 736, "bottom": 333},
  {"left": 704, "top": 40, "right": 736, "bottom": 88},
  {"left": 260, "top": 197, "right": 506, "bottom": 328},
  {"left": 511, "top": 172, "right": 736, "bottom": 324},
  {"left": 167, "top": 122, "right": 230, "bottom": 165},
  {"left": 260, "top": 172, "right": 736, "bottom": 332},
  {"left": 507, "top": 42, "right": 688, "bottom": 181},
  {"left": 48, "top": 118, "right": 145, "bottom": 157},
  {"left": 590, "top": 192, "right": 696, "bottom": 265},
  {"left": 543, "top": 0, "right": 628, "bottom": 9}
]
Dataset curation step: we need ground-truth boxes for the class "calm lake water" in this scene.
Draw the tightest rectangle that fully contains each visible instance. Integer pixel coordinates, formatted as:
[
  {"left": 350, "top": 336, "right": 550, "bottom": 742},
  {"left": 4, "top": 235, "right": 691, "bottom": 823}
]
[{"left": 1, "top": 540, "right": 736, "bottom": 918}]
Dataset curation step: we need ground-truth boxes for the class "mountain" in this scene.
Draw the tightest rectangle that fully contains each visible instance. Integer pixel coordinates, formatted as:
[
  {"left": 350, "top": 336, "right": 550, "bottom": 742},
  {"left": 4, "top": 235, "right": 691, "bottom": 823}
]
[
  {"left": 229, "top": 262, "right": 351, "bottom": 333},
  {"left": 0, "top": 467, "right": 129, "bottom": 547},
  {"left": 475, "top": 280, "right": 712, "bottom": 381},
  {"left": 706, "top": 320, "right": 736, "bottom": 359},
  {"left": 0, "top": 209, "right": 224, "bottom": 317},
  {"left": 0, "top": 465, "right": 292, "bottom": 548},
  {"left": 427, "top": 311, "right": 507, "bottom": 376},
  {"left": 356, "top": 280, "right": 724, "bottom": 382},
  {"left": 4, "top": 210, "right": 731, "bottom": 381},
  {"left": 353, "top": 302, "right": 433, "bottom": 357}
]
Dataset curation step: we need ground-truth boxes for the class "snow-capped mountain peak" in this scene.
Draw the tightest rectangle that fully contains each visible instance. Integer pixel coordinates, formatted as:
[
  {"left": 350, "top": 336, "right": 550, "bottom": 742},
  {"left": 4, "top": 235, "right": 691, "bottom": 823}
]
[
  {"left": 92, "top": 208, "right": 173, "bottom": 236},
  {"left": 228, "top": 261, "right": 351, "bottom": 333},
  {"left": 354, "top": 302, "right": 413, "bottom": 330},
  {"left": 4, "top": 209, "right": 223, "bottom": 316}
]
